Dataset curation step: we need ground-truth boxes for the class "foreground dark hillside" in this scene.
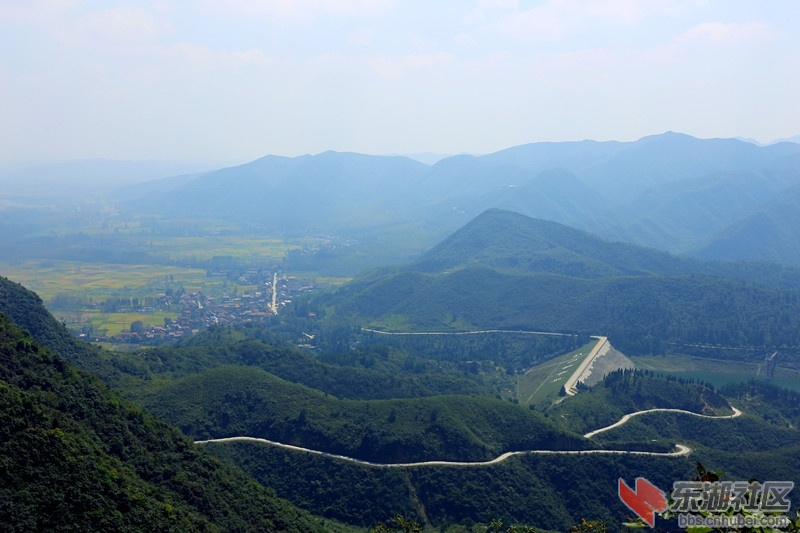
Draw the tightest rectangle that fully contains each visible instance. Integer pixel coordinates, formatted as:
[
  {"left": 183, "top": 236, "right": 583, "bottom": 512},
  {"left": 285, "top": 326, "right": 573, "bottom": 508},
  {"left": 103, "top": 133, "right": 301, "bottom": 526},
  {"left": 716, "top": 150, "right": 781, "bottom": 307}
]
[
  {"left": 0, "top": 279, "right": 333, "bottom": 531},
  {"left": 0, "top": 275, "right": 99, "bottom": 366},
  {"left": 0, "top": 314, "right": 326, "bottom": 532}
]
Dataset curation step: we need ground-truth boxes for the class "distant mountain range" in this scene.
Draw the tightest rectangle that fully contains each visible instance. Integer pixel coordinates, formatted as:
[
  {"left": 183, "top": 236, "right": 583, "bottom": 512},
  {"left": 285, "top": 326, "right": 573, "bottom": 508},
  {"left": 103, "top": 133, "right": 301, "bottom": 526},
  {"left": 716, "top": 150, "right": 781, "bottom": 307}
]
[{"left": 117, "top": 132, "right": 800, "bottom": 268}]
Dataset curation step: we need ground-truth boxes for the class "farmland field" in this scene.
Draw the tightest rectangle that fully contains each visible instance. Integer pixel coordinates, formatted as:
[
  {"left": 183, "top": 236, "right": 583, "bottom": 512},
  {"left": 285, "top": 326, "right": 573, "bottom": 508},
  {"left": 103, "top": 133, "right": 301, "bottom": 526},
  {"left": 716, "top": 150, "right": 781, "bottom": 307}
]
[
  {"left": 118, "top": 234, "right": 309, "bottom": 263},
  {"left": 0, "top": 260, "right": 213, "bottom": 302},
  {"left": 631, "top": 354, "right": 800, "bottom": 393},
  {"left": 0, "top": 229, "right": 350, "bottom": 340},
  {"left": 0, "top": 260, "right": 226, "bottom": 336}
]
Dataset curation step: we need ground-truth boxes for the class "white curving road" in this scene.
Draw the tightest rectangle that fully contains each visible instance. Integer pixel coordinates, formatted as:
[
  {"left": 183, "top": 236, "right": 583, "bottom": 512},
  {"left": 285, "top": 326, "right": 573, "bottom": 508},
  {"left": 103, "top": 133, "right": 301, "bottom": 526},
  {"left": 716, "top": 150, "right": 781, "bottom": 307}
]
[
  {"left": 195, "top": 406, "right": 742, "bottom": 468},
  {"left": 582, "top": 405, "right": 742, "bottom": 438}
]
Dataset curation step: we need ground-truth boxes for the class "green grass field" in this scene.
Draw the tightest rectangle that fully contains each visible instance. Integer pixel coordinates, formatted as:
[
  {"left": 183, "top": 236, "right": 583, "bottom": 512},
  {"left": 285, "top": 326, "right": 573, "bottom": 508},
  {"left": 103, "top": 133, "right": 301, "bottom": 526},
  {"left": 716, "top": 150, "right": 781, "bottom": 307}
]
[
  {"left": 517, "top": 340, "right": 598, "bottom": 408},
  {"left": 519, "top": 350, "right": 800, "bottom": 406},
  {"left": 81, "top": 310, "right": 179, "bottom": 336},
  {"left": 631, "top": 354, "right": 800, "bottom": 393}
]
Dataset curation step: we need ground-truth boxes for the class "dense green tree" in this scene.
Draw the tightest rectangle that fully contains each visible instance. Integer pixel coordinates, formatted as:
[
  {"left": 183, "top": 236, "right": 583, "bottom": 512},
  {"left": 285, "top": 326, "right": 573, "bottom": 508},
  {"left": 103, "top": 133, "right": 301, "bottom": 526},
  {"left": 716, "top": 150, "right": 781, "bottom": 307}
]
[{"left": 0, "top": 311, "right": 326, "bottom": 532}]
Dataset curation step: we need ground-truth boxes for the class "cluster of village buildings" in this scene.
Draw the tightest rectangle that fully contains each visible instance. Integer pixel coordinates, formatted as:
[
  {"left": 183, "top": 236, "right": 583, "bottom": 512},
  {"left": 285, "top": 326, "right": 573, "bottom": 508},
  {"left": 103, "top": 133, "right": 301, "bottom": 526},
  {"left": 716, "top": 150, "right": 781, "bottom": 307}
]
[{"left": 87, "top": 275, "right": 315, "bottom": 345}]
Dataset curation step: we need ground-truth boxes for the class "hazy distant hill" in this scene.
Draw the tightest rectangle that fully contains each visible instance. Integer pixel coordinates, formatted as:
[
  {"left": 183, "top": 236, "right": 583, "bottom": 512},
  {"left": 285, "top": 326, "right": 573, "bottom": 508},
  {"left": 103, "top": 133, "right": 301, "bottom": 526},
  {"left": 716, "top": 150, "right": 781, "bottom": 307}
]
[
  {"left": 0, "top": 159, "right": 217, "bottom": 201},
  {"left": 119, "top": 132, "right": 800, "bottom": 268},
  {"left": 410, "top": 209, "right": 800, "bottom": 290},
  {"left": 412, "top": 209, "right": 696, "bottom": 277},
  {"left": 692, "top": 182, "right": 800, "bottom": 264},
  {"left": 574, "top": 132, "right": 799, "bottom": 203},
  {"left": 127, "top": 151, "right": 430, "bottom": 231}
]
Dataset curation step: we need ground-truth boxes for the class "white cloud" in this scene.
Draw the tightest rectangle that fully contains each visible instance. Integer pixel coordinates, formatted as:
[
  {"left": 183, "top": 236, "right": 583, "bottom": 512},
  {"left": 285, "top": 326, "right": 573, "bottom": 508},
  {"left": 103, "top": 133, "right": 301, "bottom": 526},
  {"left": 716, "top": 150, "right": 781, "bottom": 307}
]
[
  {"left": 645, "top": 20, "right": 775, "bottom": 64},
  {"left": 346, "top": 27, "right": 375, "bottom": 46},
  {"left": 463, "top": 0, "right": 519, "bottom": 24},
  {"left": 483, "top": 1, "right": 568, "bottom": 41},
  {"left": 581, "top": 0, "right": 704, "bottom": 24},
  {"left": 204, "top": 0, "right": 393, "bottom": 22},
  {"left": 78, "top": 4, "right": 173, "bottom": 43},
  {"left": 168, "top": 43, "right": 272, "bottom": 71},
  {"left": 477, "top": 0, "right": 708, "bottom": 42},
  {"left": 677, "top": 21, "right": 774, "bottom": 44},
  {"left": 453, "top": 33, "right": 478, "bottom": 47},
  {"left": 0, "top": 0, "right": 80, "bottom": 22},
  {"left": 370, "top": 51, "right": 453, "bottom": 80}
]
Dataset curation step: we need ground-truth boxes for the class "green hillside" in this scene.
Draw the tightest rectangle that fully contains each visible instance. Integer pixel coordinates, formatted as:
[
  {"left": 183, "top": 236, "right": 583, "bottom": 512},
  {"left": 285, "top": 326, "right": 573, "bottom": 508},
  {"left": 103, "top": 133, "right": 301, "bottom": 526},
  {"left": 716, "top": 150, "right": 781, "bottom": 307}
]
[
  {"left": 127, "top": 326, "right": 488, "bottom": 400},
  {"left": 546, "top": 369, "right": 733, "bottom": 435},
  {"left": 207, "top": 439, "right": 692, "bottom": 529},
  {"left": 412, "top": 209, "right": 696, "bottom": 277},
  {"left": 325, "top": 265, "right": 800, "bottom": 355},
  {"left": 130, "top": 365, "right": 586, "bottom": 463},
  {"left": 0, "top": 313, "right": 327, "bottom": 532},
  {"left": 0, "top": 275, "right": 102, "bottom": 366},
  {"left": 319, "top": 210, "right": 800, "bottom": 357},
  {"left": 200, "top": 373, "right": 800, "bottom": 531}
]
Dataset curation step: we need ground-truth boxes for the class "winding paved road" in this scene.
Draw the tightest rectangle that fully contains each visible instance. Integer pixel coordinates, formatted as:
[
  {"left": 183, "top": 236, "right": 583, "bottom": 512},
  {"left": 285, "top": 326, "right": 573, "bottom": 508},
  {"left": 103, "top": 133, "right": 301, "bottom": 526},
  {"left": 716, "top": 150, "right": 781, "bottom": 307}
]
[
  {"left": 195, "top": 406, "right": 742, "bottom": 468},
  {"left": 582, "top": 406, "right": 742, "bottom": 438}
]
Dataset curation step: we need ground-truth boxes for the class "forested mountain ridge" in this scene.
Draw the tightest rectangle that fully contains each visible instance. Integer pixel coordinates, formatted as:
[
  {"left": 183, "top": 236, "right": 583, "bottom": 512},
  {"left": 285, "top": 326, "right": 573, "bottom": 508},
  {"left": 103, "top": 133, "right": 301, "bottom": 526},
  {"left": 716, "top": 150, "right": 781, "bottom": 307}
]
[
  {"left": 127, "top": 327, "right": 490, "bottom": 400},
  {"left": 129, "top": 365, "right": 587, "bottom": 464},
  {"left": 200, "top": 372, "right": 800, "bottom": 531},
  {"left": 411, "top": 208, "right": 698, "bottom": 277},
  {"left": 0, "top": 312, "right": 327, "bottom": 532},
  {"left": 318, "top": 210, "right": 800, "bottom": 356},
  {"left": 410, "top": 208, "right": 800, "bottom": 289}
]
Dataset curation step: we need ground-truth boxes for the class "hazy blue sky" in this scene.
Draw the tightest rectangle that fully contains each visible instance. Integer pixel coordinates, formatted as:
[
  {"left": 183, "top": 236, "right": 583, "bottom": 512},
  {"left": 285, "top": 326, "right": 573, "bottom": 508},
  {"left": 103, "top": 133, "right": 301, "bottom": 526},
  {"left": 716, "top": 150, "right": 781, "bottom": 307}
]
[{"left": 1, "top": 1, "right": 798, "bottom": 163}]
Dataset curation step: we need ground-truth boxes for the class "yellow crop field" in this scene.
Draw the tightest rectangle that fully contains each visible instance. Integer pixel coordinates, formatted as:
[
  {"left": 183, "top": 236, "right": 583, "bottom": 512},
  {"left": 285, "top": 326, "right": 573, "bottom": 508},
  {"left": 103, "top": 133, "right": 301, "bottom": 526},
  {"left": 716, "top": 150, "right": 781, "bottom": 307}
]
[
  {"left": 0, "top": 260, "right": 211, "bottom": 301},
  {"left": 84, "top": 311, "right": 179, "bottom": 336}
]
